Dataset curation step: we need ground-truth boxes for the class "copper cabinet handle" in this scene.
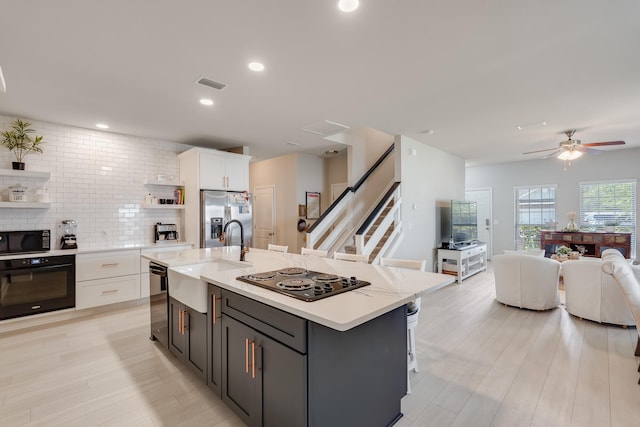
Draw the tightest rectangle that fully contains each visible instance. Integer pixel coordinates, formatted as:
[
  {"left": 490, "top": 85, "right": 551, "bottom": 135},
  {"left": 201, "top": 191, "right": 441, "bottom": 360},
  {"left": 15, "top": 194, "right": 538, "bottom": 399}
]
[
  {"left": 252, "top": 341, "right": 256, "bottom": 379},
  {"left": 100, "top": 263, "right": 119, "bottom": 268},
  {"left": 183, "top": 309, "right": 188, "bottom": 333},
  {"left": 101, "top": 289, "right": 118, "bottom": 295},
  {"left": 212, "top": 295, "right": 221, "bottom": 324},
  {"left": 245, "top": 338, "right": 249, "bottom": 373}
]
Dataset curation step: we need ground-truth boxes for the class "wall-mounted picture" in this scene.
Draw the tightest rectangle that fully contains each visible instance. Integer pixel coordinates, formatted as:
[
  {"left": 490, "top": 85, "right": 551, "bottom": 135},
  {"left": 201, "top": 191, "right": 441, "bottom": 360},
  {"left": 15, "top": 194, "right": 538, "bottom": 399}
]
[{"left": 306, "top": 192, "right": 321, "bottom": 219}]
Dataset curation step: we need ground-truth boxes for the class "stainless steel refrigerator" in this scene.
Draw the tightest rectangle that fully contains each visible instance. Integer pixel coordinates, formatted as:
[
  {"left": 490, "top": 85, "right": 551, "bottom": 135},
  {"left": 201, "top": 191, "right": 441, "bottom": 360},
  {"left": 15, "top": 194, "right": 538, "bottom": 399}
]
[{"left": 200, "top": 190, "right": 252, "bottom": 249}]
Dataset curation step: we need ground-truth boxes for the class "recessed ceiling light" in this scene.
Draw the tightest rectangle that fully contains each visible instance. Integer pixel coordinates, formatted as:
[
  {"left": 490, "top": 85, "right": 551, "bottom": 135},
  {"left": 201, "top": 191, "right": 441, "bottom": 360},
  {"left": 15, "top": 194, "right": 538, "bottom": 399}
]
[
  {"left": 516, "top": 121, "right": 547, "bottom": 131},
  {"left": 248, "top": 62, "right": 265, "bottom": 72},
  {"left": 338, "top": 0, "right": 359, "bottom": 12},
  {"left": 200, "top": 98, "right": 214, "bottom": 106},
  {"left": 286, "top": 141, "right": 300, "bottom": 147},
  {"left": 418, "top": 129, "right": 435, "bottom": 135},
  {"left": 96, "top": 123, "right": 109, "bottom": 129},
  {"left": 325, "top": 150, "right": 339, "bottom": 157}
]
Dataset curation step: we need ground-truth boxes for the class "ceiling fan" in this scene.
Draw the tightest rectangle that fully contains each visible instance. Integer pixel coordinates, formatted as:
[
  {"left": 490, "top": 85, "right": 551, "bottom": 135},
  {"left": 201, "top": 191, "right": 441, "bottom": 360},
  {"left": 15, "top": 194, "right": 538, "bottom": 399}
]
[{"left": 523, "top": 130, "right": 625, "bottom": 161}]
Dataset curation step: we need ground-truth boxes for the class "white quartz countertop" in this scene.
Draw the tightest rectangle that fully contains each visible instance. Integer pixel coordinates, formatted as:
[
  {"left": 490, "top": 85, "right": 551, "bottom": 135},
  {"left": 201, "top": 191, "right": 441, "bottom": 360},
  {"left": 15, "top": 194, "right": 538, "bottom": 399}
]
[
  {"left": 144, "top": 247, "right": 455, "bottom": 331},
  {"left": 0, "top": 241, "right": 193, "bottom": 261}
]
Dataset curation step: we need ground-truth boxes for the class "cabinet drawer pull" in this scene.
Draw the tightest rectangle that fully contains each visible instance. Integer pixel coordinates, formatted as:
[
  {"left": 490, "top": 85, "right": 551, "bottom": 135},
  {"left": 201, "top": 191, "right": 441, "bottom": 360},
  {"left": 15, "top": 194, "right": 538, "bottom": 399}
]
[
  {"left": 212, "top": 295, "right": 221, "bottom": 324},
  {"left": 251, "top": 341, "right": 256, "bottom": 379},
  {"left": 245, "top": 338, "right": 249, "bottom": 374},
  {"left": 101, "top": 289, "right": 119, "bottom": 295},
  {"left": 101, "top": 263, "right": 119, "bottom": 268}
]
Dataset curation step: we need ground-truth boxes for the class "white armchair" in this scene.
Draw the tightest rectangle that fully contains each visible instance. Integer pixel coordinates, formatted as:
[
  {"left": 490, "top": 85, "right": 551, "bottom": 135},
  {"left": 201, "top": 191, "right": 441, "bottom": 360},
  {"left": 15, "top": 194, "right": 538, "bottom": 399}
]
[
  {"left": 562, "top": 258, "right": 634, "bottom": 326},
  {"left": 493, "top": 254, "right": 561, "bottom": 310}
]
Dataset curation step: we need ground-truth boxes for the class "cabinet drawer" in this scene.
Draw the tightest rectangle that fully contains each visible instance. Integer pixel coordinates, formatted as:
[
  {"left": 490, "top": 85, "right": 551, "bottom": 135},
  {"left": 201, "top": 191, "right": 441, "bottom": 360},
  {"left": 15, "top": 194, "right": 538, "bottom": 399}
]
[
  {"left": 76, "top": 274, "right": 140, "bottom": 309},
  {"left": 464, "top": 245, "right": 486, "bottom": 258},
  {"left": 220, "top": 288, "right": 307, "bottom": 353},
  {"left": 77, "top": 250, "right": 140, "bottom": 281}
]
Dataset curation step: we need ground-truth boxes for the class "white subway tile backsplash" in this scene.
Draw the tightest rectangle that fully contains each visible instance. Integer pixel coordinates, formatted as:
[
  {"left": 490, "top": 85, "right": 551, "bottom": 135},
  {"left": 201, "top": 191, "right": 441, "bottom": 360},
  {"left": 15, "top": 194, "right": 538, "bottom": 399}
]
[{"left": 0, "top": 115, "right": 192, "bottom": 248}]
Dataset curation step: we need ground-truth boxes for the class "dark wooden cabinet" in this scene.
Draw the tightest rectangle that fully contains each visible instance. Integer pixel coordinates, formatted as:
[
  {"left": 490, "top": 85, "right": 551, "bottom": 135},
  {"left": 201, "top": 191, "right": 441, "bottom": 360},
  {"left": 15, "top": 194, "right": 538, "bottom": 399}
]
[
  {"left": 541, "top": 231, "right": 631, "bottom": 258},
  {"left": 206, "top": 285, "right": 222, "bottom": 396},
  {"left": 223, "top": 315, "right": 309, "bottom": 427},
  {"left": 169, "top": 297, "right": 207, "bottom": 381},
  {"left": 221, "top": 290, "right": 307, "bottom": 427},
  {"left": 215, "top": 286, "right": 406, "bottom": 427}
]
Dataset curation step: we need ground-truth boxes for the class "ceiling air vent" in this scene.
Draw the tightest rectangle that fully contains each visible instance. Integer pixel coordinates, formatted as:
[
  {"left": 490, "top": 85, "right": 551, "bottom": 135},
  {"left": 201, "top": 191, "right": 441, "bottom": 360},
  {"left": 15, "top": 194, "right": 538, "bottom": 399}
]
[{"left": 196, "top": 76, "right": 227, "bottom": 90}]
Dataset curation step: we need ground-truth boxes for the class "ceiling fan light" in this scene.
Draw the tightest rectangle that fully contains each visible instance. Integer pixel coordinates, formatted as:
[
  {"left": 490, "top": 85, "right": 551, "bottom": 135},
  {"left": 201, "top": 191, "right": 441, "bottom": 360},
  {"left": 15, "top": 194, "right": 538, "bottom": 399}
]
[
  {"left": 338, "top": 0, "right": 359, "bottom": 12},
  {"left": 557, "top": 150, "right": 583, "bottom": 161}
]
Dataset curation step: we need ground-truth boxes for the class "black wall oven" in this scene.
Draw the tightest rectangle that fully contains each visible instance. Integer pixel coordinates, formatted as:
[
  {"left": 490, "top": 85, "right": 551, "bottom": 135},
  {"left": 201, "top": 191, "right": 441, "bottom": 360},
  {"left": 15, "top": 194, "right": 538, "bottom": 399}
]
[{"left": 0, "top": 254, "right": 76, "bottom": 320}]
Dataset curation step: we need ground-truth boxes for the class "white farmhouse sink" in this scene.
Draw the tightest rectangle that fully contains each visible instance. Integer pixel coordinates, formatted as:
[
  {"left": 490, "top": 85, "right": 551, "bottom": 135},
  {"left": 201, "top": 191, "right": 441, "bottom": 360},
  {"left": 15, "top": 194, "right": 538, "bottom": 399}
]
[{"left": 168, "top": 261, "right": 242, "bottom": 313}]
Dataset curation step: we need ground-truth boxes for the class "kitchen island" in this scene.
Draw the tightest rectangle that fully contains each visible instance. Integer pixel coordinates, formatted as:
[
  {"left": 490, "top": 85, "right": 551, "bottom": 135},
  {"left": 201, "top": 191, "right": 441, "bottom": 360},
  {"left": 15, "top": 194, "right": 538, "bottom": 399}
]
[{"left": 142, "top": 247, "right": 454, "bottom": 427}]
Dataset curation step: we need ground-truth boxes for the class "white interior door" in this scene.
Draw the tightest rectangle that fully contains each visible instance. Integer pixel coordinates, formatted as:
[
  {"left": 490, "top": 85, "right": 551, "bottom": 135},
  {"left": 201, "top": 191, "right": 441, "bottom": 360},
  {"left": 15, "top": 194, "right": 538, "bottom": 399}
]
[
  {"left": 253, "top": 185, "right": 275, "bottom": 250},
  {"left": 465, "top": 188, "right": 493, "bottom": 259}
]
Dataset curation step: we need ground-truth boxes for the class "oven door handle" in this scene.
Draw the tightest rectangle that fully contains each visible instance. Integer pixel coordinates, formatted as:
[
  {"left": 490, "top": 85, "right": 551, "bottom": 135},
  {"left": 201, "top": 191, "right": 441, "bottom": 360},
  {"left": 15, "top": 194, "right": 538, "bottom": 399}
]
[{"left": 3, "top": 263, "right": 74, "bottom": 275}]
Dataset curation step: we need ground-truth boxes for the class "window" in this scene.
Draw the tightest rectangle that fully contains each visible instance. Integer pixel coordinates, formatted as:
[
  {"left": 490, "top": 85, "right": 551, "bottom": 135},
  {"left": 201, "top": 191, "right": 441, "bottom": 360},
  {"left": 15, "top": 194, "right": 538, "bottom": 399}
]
[
  {"left": 579, "top": 179, "right": 636, "bottom": 258},
  {"left": 514, "top": 185, "right": 556, "bottom": 250}
]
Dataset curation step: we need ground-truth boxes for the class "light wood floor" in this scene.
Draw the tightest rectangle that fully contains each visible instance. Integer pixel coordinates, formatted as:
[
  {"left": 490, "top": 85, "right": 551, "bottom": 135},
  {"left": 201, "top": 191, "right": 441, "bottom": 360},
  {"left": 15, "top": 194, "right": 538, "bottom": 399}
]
[{"left": 1, "top": 265, "right": 639, "bottom": 427}]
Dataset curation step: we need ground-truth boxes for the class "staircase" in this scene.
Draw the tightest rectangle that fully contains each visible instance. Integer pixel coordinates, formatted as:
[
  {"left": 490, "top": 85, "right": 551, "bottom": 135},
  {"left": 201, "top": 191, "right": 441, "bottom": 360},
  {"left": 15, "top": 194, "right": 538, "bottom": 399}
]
[{"left": 345, "top": 201, "right": 395, "bottom": 260}]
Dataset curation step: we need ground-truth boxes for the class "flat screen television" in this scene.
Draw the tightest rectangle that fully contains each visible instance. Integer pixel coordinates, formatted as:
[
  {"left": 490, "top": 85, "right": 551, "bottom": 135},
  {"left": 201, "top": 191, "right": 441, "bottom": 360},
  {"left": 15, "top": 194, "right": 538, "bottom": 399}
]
[{"left": 440, "top": 200, "right": 478, "bottom": 247}]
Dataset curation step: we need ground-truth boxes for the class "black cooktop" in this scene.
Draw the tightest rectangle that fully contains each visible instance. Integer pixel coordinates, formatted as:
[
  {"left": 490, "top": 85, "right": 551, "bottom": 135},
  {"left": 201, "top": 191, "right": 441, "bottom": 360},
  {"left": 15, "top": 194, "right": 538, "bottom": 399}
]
[{"left": 236, "top": 267, "right": 371, "bottom": 301}]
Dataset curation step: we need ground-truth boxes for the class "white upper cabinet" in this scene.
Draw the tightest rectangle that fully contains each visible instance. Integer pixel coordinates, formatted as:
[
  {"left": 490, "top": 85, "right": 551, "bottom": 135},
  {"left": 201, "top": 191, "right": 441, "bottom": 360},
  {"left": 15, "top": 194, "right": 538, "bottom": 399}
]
[
  {"left": 221, "top": 154, "right": 249, "bottom": 191},
  {"left": 181, "top": 148, "right": 249, "bottom": 192}
]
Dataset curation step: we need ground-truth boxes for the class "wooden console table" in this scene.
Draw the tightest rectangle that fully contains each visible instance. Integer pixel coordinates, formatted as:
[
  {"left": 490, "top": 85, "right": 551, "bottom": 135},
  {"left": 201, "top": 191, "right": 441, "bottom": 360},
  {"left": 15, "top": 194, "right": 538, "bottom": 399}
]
[{"left": 541, "top": 231, "right": 631, "bottom": 258}]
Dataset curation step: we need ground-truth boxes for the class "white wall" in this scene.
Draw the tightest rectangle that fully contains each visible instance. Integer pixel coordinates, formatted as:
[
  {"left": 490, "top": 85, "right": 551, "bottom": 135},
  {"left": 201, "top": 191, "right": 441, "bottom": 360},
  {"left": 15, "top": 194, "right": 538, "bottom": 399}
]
[
  {"left": 324, "top": 150, "right": 348, "bottom": 207},
  {"left": 249, "top": 153, "right": 326, "bottom": 254},
  {"left": 328, "top": 127, "right": 394, "bottom": 185},
  {"left": 466, "top": 148, "right": 640, "bottom": 256},
  {"left": 394, "top": 135, "right": 466, "bottom": 270},
  {"left": 0, "top": 115, "right": 189, "bottom": 248}
]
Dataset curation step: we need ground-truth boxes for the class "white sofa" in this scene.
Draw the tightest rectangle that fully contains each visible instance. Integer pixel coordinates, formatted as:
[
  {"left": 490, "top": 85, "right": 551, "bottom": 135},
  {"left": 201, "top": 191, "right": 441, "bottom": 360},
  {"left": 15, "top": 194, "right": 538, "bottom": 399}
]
[
  {"left": 503, "top": 249, "right": 545, "bottom": 257},
  {"left": 601, "top": 249, "right": 640, "bottom": 382},
  {"left": 562, "top": 257, "right": 635, "bottom": 326},
  {"left": 493, "top": 254, "right": 561, "bottom": 310}
]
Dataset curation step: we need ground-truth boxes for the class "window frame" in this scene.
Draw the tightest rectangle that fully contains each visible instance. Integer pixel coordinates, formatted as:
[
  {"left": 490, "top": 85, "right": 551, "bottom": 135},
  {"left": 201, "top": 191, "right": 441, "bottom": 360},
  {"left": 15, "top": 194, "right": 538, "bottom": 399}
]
[
  {"left": 514, "top": 184, "right": 557, "bottom": 250},
  {"left": 579, "top": 179, "right": 636, "bottom": 258}
]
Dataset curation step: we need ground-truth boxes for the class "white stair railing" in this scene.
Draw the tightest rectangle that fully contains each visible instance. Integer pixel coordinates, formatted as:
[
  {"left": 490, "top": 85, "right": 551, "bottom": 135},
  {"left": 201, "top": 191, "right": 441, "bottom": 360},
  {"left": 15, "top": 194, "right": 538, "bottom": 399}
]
[{"left": 354, "top": 182, "right": 402, "bottom": 263}]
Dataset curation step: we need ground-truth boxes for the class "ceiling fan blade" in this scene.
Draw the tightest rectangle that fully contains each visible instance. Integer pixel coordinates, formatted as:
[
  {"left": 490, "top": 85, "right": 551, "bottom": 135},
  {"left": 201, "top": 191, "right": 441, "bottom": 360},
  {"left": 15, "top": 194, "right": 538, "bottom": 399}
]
[
  {"left": 523, "top": 147, "right": 558, "bottom": 155},
  {"left": 541, "top": 150, "right": 563, "bottom": 159},
  {"left": 577, "top": 147, "right": 603, "bottom": 154},
  {"left": 583, "top": 140, "right": 625, "bottom": 147}
]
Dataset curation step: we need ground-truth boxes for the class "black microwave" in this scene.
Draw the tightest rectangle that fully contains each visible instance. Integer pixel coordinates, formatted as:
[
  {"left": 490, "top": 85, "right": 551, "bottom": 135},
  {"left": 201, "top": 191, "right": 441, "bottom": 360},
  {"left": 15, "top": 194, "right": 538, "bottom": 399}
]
[{"left": 0, "top": 230, "right": 51, "bottom": 254}]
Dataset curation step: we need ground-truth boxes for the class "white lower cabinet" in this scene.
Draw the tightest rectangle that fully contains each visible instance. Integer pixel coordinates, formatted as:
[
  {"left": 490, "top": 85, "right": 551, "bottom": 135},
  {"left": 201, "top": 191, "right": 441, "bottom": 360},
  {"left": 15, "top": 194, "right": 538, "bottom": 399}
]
[{"left": 76, "top": 249, "right": 141, "bottom": 309}]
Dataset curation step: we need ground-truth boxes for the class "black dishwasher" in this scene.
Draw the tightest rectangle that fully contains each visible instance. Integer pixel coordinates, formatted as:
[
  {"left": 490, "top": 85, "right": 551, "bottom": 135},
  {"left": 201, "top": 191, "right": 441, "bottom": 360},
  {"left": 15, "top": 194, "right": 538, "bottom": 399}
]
[{"left": 149, "top": 262, "right": 169, "bottom": 348}]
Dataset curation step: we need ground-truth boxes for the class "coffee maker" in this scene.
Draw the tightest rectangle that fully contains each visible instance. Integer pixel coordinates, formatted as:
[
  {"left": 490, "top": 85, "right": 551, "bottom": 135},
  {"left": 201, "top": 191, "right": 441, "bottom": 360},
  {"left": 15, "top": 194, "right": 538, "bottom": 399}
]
[
  {"left": 154, "top": 223, "right": 179, "bottom": 243},
  {"left": 59, "top": 219, "right": 78, "bottom": 249}
]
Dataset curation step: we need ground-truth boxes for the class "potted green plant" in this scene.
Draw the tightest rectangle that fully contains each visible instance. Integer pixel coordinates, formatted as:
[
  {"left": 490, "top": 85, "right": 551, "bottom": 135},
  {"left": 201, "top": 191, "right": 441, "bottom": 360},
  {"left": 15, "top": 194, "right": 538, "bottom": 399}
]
[
  {"left": 604, "top": 221, "right": 618, "bottom": 233},
  {"left": 1, "top": 119, "right": 46, "bottom": 170}
]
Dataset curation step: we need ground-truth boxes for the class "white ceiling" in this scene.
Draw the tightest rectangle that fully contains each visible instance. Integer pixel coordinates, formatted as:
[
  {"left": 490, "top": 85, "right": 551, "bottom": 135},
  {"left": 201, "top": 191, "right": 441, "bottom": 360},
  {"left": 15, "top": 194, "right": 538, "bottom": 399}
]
[{"left": 1, "top": 1, "right": 639, "bottom": 165}]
